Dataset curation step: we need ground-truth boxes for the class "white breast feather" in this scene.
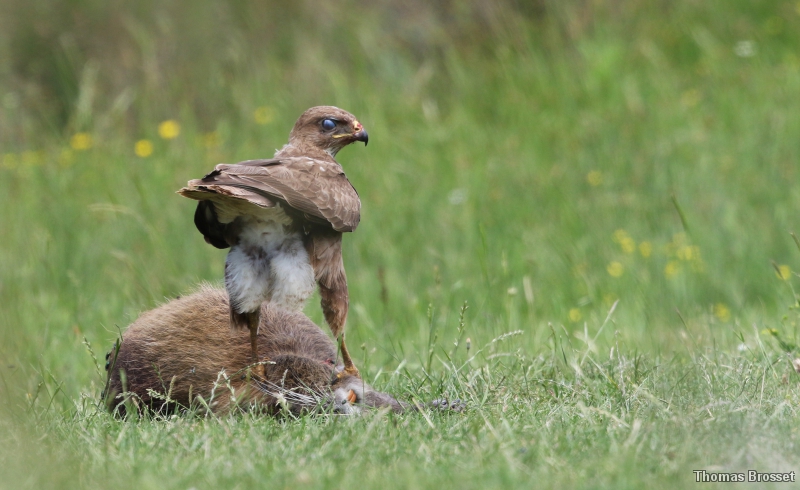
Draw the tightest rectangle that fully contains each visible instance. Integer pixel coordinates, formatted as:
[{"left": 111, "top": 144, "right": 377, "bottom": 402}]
[{"left": 225, "top": 211, "right": 315, "bottom": 314}]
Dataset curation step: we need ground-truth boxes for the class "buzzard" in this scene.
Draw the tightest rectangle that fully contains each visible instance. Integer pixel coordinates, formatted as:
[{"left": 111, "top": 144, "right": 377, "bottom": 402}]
[{"left": 178, "top": 106, "right": 367, "bottom": 377}]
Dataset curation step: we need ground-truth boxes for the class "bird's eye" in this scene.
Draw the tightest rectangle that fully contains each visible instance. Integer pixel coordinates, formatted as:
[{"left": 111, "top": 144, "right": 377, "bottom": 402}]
[{"left": 321, "top": 119, "right": 336, "bottom": 131}]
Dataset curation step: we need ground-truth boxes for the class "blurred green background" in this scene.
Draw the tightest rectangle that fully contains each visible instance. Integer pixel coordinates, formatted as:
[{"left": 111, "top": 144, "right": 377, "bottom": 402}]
[{"left": 1, "top": 1, "right": 800, "bottom": 487}]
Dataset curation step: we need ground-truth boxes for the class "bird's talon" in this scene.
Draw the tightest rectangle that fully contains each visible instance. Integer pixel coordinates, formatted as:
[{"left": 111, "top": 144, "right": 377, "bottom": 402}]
[{"left": 252, "top": 363, "right": 266, "bottom": 379}]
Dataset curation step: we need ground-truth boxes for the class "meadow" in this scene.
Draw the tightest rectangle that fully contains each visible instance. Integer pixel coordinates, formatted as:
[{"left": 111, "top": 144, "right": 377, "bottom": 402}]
[{"left": 1, "top": 1, "right": 800, "bottom": 488}]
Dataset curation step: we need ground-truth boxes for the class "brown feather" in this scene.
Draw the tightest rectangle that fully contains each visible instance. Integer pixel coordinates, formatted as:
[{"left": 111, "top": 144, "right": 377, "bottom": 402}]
[
  {"left": 179, "top": 157, "right": 360, "bottom": 232},
  {"left": 179, "top": 185, "right": 277, "bottom": 210}
]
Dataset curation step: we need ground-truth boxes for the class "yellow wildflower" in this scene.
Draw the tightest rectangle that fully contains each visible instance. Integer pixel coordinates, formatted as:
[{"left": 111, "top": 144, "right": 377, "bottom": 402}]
[
  {"left": 70, "top": 133, "right": 93, "bottom": 150},
  {"left": 713, "top": 303, "right": 731, "bottom": 322},
  {"left": 639, "top": 241, "right": 653, "bottom": 258},
  {"left": 586, "top": 170, "right": 603, "bottom": 186},
  {"left": 776, "top": 264, "right": 791, "bottom": 281},
  {"left": 676, "top": 245, "right": 699, "bottom": 261},
  {"left": 619, "top": 236, "right": 636, "bottom": 254},
  {"left": 158, "top": 120, "right": 181, "bottom": 140},
  {"left": 134, "top": 139, "right": 153, "bottom": 158},
  {"left": 568, "top": 308, "right": 582, "bottom": 322},
  {"left": 664, "top": 261, "right": 680, "bottom": 278},
  {"left": 612, "top": 229, "right": 629, "bottom": 243},
  {"left": 133, "top": 140, "right": 153, "bottom": 158},
  {"left": 253, "top": 106, "right": 275, "bottom": 125},
  {"left": 607, "top": 261, "right": 624, "bottom": 278}
]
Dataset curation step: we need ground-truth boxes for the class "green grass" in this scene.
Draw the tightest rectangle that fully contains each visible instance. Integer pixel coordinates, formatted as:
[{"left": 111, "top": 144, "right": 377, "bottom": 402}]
[{"left": 2, "top": 1, "right": 800, "bottom": 488}]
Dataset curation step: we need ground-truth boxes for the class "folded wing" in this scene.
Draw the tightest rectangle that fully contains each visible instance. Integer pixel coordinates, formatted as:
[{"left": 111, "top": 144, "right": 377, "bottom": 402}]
[{"left": 178, "top": 157, "right": 361, "bottom": 240}]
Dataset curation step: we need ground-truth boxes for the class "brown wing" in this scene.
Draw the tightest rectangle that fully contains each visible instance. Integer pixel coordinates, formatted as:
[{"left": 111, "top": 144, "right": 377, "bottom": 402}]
[{"left": 178, "top": 158, "right": 361, "bottom": 233}]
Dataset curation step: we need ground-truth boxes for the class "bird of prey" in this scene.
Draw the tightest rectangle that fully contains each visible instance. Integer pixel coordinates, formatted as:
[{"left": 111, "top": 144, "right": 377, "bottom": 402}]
[{"left": 178, "top": 106, "right": 367, "bottom": 378}]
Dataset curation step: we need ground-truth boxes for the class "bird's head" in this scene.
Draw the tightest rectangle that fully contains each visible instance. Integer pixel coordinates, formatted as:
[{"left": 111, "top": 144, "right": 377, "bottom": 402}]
[{"left": 288, "top": 106, "right": 368, "bottom": 157}]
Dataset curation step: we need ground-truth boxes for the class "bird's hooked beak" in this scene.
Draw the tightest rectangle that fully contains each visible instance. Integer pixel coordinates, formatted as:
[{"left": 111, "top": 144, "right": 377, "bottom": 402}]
[
  {"left": 331, "top": 120, "right": 368, "bottom": 146},
  {"left": 352, "top": 120, "right": 368, "bottom": 146},
  {"left": 353, "top": 121, "right": 369, "bottom": 146}
]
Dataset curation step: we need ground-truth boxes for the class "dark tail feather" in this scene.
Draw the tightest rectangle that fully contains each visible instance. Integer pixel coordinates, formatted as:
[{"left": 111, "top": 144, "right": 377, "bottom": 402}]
[{"left": 194, "top": 201, "right": 231, "bottom": 249}]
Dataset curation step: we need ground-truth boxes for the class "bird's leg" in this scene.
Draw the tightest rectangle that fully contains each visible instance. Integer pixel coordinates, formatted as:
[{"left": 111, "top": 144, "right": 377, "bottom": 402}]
[
  {"left": 306, "top": 231, "right": 360, "bottom": 377},
  {"left": 338, "top": 334, "right": 360, "bottom": 378},
  {"left": 247, "top": 310, "right": 265, "bottom": 378}
]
